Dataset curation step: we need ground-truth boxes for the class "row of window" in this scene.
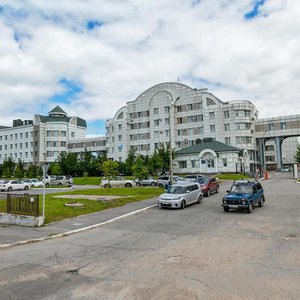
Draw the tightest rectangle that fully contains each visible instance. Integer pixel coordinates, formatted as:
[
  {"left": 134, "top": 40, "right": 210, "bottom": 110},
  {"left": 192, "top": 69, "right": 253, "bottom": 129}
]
[
  {"left": 0, "top": 131, "right": 33, "bottom": 141},
  {"left": 0, "top": 142, "right": 33, "bottom": 151}
]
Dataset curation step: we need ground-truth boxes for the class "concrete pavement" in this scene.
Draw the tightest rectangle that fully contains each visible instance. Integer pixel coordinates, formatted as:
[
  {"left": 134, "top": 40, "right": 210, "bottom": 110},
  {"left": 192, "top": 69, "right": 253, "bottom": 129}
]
[{"left": 0, "top": 197, "right": 158, "bottom": 249}]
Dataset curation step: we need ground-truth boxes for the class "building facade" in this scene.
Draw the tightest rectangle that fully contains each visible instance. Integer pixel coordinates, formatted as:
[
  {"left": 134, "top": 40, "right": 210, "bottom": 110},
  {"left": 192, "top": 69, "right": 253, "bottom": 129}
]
[
  {"left": 0, "top": 82, "right": 299, "bottom": 172},
  {"left": 106, "top": 82, "right": 259, "bottom": 172},
  {"left": 0, "top": 106, "right": 93, "bottom": 166}
]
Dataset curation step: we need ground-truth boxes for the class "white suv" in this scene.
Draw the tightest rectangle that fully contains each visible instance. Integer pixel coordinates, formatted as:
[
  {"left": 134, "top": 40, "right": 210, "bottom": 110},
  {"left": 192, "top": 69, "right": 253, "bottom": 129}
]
[{"left": 158, "top": 182, "right": 203, "bottom": 209}]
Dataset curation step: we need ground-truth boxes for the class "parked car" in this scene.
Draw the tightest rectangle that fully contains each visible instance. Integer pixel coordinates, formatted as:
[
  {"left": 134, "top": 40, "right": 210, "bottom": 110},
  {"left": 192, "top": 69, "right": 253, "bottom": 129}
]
[
  {"left": 135, "top": 177, "right": 157, "bottom": 186},
  {"left": 158, "top": 181, "right": 203, "bottom": 209},
  {"left": 195, "top": 177, "right": 219, "bottom": 196},
  {"left": 22, "top": 178, "right": 44, "bottom": 187},
  {"left": 41, "top": 175, "right": 56, "bottom": 185},
  {"left": 100, "top": 176, "right": 136, "bottom": 188},
  {"left": 47, "top": 176, "right": 73, "bottom": 187},
  {"left": 222, "top": 180, "right": 265, "bottom": 213},
  {"left": 184, "top": 174, "right": 204, "bottom": 181},
  {"left": 0, "top": 180, "right": 30, "bottom": 192},
  {"left": 157, "top": 175, "right": 185, "bottom": 188}
]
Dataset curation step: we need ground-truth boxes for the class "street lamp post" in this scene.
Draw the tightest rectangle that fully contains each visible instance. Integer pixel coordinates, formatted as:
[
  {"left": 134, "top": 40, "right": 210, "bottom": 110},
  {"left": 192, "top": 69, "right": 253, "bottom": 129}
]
[{"left": 169, "top": 96, "right": 180, "bottom": 184}]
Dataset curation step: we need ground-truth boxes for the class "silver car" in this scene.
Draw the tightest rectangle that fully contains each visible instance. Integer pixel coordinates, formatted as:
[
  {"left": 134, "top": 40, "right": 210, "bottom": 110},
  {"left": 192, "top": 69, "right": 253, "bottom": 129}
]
[
  {"left": 100, "top": 176, "right": 136, "bottom": 188},
  {"left": 158, "top": 182, "right": 203, "bottom": 209}
]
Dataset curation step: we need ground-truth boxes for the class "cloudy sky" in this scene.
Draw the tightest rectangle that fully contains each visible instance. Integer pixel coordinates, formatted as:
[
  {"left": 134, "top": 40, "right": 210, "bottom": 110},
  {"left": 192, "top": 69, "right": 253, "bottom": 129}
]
[{"left": 0, "top": 0, "right": 299, "bottom": 136}]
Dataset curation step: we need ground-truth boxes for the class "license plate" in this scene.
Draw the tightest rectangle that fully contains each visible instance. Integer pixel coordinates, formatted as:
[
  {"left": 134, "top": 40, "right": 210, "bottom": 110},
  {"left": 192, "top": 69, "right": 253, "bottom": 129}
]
[{"left": 229, "top": 205, "right": 238, "bottom": 208}]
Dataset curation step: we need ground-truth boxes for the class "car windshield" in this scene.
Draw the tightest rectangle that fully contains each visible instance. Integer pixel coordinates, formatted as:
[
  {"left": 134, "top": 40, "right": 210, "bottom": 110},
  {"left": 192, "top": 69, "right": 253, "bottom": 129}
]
[
  {"left": 167, "top": 185, "right": 185, "bottom": 194},
  {"left": 198, "top": 178, "right": 209, "bottom": 184},
  {"left": 231, "top": 184, "right": 252, "bottom": 194}
]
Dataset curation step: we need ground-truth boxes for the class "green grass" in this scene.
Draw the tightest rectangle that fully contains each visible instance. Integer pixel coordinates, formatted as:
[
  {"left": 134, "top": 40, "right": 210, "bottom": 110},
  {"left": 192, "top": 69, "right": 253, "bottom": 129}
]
[
  {"left": 216, "top": 173, "right": 253, "bottom": 181},
  {"left": 73, "top": 177, "right": 102, "bottom": 185},
  {"left": 0, "top": 187, "right": 163, "bottom": 224}
]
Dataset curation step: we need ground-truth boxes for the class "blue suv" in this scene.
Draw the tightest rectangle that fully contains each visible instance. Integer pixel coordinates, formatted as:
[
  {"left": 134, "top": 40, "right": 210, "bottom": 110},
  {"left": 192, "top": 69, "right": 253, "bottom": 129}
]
[{"left": 222, "top": 180, "right": 265, "bottom": 213}]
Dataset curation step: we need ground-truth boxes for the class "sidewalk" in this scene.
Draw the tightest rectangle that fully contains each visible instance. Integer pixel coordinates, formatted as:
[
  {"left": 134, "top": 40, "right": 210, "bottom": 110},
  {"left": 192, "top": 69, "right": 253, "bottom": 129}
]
[{"left": 0, "top": 197, "right": 158, "bottom": 249}]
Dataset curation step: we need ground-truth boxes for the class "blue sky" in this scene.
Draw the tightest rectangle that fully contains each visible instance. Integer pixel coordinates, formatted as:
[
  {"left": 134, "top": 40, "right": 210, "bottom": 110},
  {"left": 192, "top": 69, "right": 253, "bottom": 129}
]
[{"left": 0, "top": 0, "right": 298, "bottom": 136}]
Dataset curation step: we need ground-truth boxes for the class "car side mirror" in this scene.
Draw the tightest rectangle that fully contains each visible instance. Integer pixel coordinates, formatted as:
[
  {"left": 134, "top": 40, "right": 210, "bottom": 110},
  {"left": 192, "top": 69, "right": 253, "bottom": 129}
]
[
  {"left": 226, "top": 190, "right": 230, "bottom": 193},
  {"left": 186, "top": 190, "right": 190, "bottom": 193}
]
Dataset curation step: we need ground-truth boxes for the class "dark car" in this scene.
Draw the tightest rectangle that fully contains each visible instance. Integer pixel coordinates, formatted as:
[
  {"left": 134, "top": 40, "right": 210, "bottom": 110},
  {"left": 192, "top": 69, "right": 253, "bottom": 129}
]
[
  {"left": 222, "top": 180, "right": 265, "bottom": 213},
  {"left": 195, "top": 177, "right": 219, "bottom": 196}
]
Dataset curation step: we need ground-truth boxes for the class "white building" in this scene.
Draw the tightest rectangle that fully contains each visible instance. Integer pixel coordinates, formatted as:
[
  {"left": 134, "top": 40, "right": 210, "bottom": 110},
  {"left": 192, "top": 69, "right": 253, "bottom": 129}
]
[
  {"left": 0, "top": 106, "right": 89, "bottom": 166},
  {"left": 106, "top": 82, "right": 259, "bottom": 171}
]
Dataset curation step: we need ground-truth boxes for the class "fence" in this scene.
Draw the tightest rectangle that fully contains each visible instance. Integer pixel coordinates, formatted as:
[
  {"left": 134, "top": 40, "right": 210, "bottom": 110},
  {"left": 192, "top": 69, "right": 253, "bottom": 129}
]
[{"left": 6, "top": 194, "right": 40, "bottom": 217}]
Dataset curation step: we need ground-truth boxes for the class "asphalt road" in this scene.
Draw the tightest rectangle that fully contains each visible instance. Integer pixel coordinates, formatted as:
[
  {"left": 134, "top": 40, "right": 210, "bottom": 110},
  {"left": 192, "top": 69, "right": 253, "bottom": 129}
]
[{"left": 0, "top": 173, "right": 299, "bottom": 299}]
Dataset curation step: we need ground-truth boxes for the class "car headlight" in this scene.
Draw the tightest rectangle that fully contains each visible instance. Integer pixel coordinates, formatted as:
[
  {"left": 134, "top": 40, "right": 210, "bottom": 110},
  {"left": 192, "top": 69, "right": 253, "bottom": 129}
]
[
  {"left": 223, "top": 199, "right": 227, "bottom": 204},
  {"left": 241, "top": 198, "right": 246, "bottom": 205}
]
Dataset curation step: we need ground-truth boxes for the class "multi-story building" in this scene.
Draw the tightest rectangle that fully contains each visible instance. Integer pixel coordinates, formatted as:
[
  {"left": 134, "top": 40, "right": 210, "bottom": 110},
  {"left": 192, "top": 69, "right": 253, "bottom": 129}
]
[
  {"left": 0, "top": 106, "right": 100, "bottom": 166},
  {"left": 106, "top": 82, "right": 259, "bottom": 171},
  {"left": 0, "top": 82, "right": 299, "bottom": 172}
]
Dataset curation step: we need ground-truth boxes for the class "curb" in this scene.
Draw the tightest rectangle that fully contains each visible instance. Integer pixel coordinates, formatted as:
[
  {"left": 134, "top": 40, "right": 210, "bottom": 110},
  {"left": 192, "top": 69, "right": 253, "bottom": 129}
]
[{"left": 0, "top": 204, "right": 157, "bottom": 249}]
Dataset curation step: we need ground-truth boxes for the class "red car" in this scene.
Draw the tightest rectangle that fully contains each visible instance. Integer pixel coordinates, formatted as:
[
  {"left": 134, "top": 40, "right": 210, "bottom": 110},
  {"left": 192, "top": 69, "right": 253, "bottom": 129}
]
[{"left": 196, "top": 177, "right": 219, "bottom": 196}]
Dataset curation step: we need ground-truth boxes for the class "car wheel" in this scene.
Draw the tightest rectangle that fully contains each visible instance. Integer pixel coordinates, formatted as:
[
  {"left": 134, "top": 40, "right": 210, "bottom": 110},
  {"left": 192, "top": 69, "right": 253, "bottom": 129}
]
[
  {"left": 216, "top": 186, "right": 219, "bottom": 193},
  {"left": 224, "top": 207, "right": 229, "bottom": 212},
  {"left": 46, "top": 183, "right": 49, "bottom": 187},
  {"left": 8, "top": 187, "right": 12, "bottom": 192},
  {"left": 151, "top": 182, "right": 155, "bottom": 187},
  {"left": 104, "top": 184, "right": 111, "bottom": 188},
  {"left": 248, "top": 202, "right": 254, "bottom": 213},
  {"left": 24, "top": 185, "right": 29, "bottom": 190},
  {"left": 259, "top": 197, "right": 264, "bottom": 207},
  {"left": 136, "top": 182, "right": 141, "bottom": 187},
  {"left": 197, "top": 195, "right": 203, "bottom": 204},
  {"left": 58, "top": 183, "right": 62, "bottom": 187},
  {"left": 125, "top": 183, "right": 132, "bottom": 188},
  {"left": 206, "top": 189, "right": 211, "bottom": 197},
  {"left": 158, "top": 183, "right": 163, "bottom": 188},
  {"left": 181, "top": 200, "right": 186, "bottom": 209}
]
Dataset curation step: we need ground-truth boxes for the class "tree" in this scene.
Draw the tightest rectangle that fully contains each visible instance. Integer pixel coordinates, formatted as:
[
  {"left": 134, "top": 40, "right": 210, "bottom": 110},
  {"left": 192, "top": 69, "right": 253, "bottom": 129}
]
[
  {"left": 124, "top": 149, "right": 137, "bottom": 175},
  {"left": 102, "top": 160, "right": 119, "bottom": 179},
  {"left": 26, "top": 163, "right": 41, "bottom": 178},
  {"left": 14, "top": 159, "right": 25, "bottom": 178},
  {"left": 2, "top": 157, "right": 15, "bottom": 178},
  {"left": 295, "top": 144, "right": 300, "bottom": 163},
  {"left": 57, "top": 152, "right": 79, "bottom": 176},
  {"left": 78, "top": 149, "right": 94, "bottom": 176},
  {"left": 132, "top": 155, "right": 149, "bottom": 179}
]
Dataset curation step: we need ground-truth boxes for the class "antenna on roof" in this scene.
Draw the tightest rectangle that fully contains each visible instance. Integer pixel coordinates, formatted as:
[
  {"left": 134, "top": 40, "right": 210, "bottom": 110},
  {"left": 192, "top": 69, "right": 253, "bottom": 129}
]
[{"left": 177, "top": 76, "right": 180, "bottom": 83}]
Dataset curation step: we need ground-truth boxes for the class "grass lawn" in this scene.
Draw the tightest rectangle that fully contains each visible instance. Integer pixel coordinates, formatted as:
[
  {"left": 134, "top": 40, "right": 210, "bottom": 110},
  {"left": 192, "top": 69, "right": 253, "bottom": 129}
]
[
  {"left": 216, "top": 173, "right": 253, "bottom": 181},
  {"left": 73, "top": 177, "right": 102, "bottom": 185},
  {"left": 0, "top": 187, "right": 163, "bottom": 224}
]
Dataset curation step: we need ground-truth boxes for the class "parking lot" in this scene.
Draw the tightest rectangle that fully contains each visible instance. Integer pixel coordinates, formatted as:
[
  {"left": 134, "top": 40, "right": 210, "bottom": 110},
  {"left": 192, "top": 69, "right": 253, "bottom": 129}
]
[{"left": 0, "top": 172, "right": 299, "bottom": 299}]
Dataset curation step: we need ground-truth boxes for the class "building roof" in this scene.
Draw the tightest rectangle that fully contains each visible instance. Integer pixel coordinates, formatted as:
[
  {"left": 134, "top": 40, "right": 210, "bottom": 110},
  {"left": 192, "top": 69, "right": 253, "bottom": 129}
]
[
  {"left": 176, "top": 140, "right": 242, "bottom": 155},
  {"left": 49, "top": 106, "right": 67, "bottom": 115}
]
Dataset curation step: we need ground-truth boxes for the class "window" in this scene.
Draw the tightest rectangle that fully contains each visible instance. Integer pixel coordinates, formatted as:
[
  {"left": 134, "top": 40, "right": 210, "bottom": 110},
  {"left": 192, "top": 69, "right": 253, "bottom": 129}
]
[
  {"left": 165, "top": 118, "right": 169, "bottom": 125},
  {"left": 209, "top": 112, "right": 215, "bottom": 119},
  {"left": 191, "top": 160, "right": 200, "bottom": 168},
  {"left": 61, "top": 141, "right": 66, "bottom": 147},
  {"left": 224, "top": 124, "right": 230, "bottom": 131},
  {"left": 223, "top": 158, "right": 227, "bottom": 167},
  {"left": 225, "top": 137, "right": 231, "bottom": 145},
  {"left": 207, "top": 159, "right": 215, "bottom": 168},
  {"left": 178, "top": 161, "right": 187, "bottom": 168},
  {"left": 164, "top": 106, "right": 169, "bottom": 113},
  {"left": 154, "top": 119, "right": 159, "bottom": 126},
  {"left": 176, "top": 106, "right": 182, "bottom": 113},
  {"left": 224, "top": 111, "right": 229, "bottom": 118},
  {"left": 71, "top": 132, "right": 75, "bottom": 138},
  {"left": 20, "top": 133, "right": 23, "bottom": 139},
  {"left": 187, "top": 104, "right": 193, "bottom": 111},
  {"left": 47, "top": 141, "right": 51, "bottom": 147},
  {"left": 19, "top": 143, "right": 22, "bottom": 149},
  {"left": 61, "top": 131, "right": 66, "bottom": 137},
  {"left": 118, "top": 135, "right": 122, "bottom": 141},
  {"left": 210, "top": 125, "right": 215, "bottom": 132},
  {"left": 154, "top": 108, "right": 159, "bottom": 115},
  {"left": 53, "top": 130, "right": 59, "bottom": 137},
  {"left": 280, "top": 122, "right": 286, "bottom": 130},
  {"left": 118, "top": 124, "right": 122, "bottom": 130},
  {"left": 267, "top": 123, "right": 274, "bottom": 131},
  {"left": 25, "top": 132, "right": 28, "bottom": 138}
]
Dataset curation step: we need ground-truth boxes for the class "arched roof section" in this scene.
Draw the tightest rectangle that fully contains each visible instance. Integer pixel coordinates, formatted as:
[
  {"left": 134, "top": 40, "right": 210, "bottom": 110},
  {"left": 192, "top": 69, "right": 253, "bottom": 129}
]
[
  {"left": 133, "top": 82, "right": 197, "bottom": 104},
  {"left": 112, "top": 106, "right": 126, "bottom": 120},
  {"left": 199, "top": 149, "right": 218, "bottom": 158},
  {"left": 149, "top": 90, "right": 174, "bottom": 107}
]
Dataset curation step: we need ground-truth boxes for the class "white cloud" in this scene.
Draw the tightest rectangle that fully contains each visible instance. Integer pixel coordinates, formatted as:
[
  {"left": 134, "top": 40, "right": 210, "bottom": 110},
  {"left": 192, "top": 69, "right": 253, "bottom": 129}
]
[{"left": 0, "top": 0, "right": 300, "bottom": 133}]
